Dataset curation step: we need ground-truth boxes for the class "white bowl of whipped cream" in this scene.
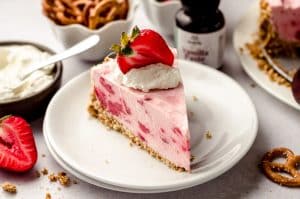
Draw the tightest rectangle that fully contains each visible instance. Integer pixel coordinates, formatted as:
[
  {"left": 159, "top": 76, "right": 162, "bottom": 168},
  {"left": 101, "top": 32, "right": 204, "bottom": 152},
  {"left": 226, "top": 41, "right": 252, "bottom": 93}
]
[{"left": 0, "top": 41, "right": 63, "bottom": 120}]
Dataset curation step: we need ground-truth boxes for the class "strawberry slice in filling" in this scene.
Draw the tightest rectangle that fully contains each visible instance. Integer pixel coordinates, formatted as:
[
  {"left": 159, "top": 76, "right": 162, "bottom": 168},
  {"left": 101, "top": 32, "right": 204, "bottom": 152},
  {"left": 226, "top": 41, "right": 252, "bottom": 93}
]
[{"left": 91, "top": 62, "right": 191, "bottom": 171}]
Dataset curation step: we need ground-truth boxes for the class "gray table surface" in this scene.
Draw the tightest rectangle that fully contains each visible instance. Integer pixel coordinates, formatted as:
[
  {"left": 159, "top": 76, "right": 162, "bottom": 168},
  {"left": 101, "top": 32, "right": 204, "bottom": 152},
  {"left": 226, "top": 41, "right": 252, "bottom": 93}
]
[{"left": 1, "top": 0, "right": 300, "bottom": 198}]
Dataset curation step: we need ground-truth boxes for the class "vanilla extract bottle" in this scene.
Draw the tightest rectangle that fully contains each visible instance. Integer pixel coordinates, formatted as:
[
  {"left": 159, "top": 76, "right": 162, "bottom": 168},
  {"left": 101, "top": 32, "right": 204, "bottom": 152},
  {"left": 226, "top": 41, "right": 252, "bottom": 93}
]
[{"left": 175, "top": 0, "right": 226, "bottom": 69}]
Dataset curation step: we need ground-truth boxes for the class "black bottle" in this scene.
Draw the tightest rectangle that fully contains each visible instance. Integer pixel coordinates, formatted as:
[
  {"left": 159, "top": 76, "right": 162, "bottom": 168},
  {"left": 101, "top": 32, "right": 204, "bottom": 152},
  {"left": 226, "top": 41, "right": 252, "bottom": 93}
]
[{"left": 175, "top": 0, "right": 226, "bottom": 68}]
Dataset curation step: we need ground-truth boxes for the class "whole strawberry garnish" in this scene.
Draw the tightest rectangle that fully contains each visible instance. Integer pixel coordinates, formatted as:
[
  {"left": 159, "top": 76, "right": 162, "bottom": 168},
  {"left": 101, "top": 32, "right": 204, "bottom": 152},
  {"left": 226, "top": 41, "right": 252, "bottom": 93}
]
[
  {"left": 0, "top": 115, "right": 37, "bottom": 172},
  {"left": 111, "top": 26, "right": 174, "bottom": 74}
]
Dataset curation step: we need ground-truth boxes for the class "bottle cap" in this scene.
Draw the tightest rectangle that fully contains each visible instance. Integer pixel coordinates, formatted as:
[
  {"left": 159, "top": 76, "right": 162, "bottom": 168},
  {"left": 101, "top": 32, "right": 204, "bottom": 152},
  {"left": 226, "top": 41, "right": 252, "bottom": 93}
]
[{"left": 181, "top": 0, "right": 220, "bottom": 13}]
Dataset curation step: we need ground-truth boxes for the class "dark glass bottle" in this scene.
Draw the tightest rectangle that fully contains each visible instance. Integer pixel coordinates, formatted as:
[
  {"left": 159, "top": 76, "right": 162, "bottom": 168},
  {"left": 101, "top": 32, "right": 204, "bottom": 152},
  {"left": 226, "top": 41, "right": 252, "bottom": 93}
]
[{"left": 175, "top": 0, "right": 226, "bottom": 68}]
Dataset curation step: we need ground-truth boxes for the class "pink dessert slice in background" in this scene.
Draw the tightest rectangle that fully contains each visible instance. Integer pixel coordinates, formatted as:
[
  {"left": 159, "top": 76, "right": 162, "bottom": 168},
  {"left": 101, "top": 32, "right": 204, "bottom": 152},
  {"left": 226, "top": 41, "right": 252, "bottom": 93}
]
[
  {"left": 267, "top": 0, "right": 300, "bottom": 42},
  {"left": 90, "top": 61, "right": 191, "bottom": 171}
]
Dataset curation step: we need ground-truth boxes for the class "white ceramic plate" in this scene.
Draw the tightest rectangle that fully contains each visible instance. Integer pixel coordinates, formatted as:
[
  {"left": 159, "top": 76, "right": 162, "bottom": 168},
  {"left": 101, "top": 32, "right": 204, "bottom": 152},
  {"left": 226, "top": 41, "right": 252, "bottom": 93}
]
[
  {"left": 43, "top": 60, "right": 258, "bottom": 193},
  {"left": 44, "top": 128, "right": 149, "bottom": 193},
  {"left": 233, "top": 0, "right": 300, "bottom": 110}
]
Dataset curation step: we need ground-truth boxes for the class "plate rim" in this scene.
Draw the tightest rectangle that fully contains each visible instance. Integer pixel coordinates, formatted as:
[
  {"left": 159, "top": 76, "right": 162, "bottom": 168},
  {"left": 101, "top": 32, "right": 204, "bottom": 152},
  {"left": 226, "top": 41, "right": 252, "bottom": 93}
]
[
  {"left": 233, "top": 0, "right": 300, "bottom": 111},
  {"left": 44, "top": 59, "right": 258, "bottom": 191},
  {"left": 44, "top": 125, "right": 224, "bottom": 193},
  {"left": 43, "top": 127, "right": 133, "bottom": 193}
]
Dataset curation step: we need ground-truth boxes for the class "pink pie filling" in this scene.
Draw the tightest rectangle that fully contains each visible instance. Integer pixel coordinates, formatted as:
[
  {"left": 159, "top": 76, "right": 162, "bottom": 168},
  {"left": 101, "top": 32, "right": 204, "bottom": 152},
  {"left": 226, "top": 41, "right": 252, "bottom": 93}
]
[
  {"left": 91, "top": 63, "right": 191, "bottom": 170},
  {"left": 267, "top": 0, "right": 300, "bottom": 42}
]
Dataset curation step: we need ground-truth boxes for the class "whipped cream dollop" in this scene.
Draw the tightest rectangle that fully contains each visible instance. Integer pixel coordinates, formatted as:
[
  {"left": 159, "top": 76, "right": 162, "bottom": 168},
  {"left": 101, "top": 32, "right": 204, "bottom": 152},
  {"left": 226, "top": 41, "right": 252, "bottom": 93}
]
[
  {"left": 0, "top": 45, "right": 55, "bottom": 102},
  {"left": 107, "top": 60, "right": 181, "bottom": 92}
]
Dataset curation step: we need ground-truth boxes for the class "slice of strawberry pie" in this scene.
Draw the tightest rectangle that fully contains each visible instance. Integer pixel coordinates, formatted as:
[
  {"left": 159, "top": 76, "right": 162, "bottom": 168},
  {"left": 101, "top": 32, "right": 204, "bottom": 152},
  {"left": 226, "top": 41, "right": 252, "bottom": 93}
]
[{"left": 88, "top": 26, "right": 191, "bottom": 171}]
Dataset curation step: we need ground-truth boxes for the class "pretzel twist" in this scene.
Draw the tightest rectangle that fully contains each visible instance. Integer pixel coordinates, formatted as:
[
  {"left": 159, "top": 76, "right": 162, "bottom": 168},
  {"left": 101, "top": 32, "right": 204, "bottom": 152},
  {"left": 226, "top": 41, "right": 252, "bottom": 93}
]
[
  {"left": 73, "top": 0, "right": 96, "bottom": 26},
  {"left": 116, "top": 0, "right": 129, "bottom": 18},
  {"left": 262, "top": 147, "right": 300, "bottom": 187},
  {"left": 42, "top": 0, "right": 129, "bottom": 29},
  {"left": 88, "top": 0, "right": 114, "bottom": 29}
]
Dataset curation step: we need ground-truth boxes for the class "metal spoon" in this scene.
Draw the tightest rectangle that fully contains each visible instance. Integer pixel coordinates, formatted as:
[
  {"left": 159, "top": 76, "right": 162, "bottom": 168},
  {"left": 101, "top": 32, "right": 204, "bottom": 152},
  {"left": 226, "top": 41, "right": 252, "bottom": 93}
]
[
  {"left": 261, "top": 46, "right": 300, "bottom": 104},
  {"left": 261, "top": 47, "right": 295, "bottom": 82},
  {"left": 11, "top": 35, "right": 100, "bottom": 93}
]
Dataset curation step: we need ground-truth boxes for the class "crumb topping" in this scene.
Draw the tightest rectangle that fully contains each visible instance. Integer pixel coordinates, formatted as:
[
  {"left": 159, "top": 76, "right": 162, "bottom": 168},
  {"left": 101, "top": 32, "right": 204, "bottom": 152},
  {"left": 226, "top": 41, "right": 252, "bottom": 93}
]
[
  {"left": 41, "top": 168, "right": 49, "bottom": 175},
  {"left": 1, "top": 182, "right": 17, "bottom": 194},
  {"left": 45, "top": 192, "right": 51, "bottom": 199},
  {"left": 192, "top": 96, "right": 198, "bottom": 101},
  {"left": 57, "top": 172, "right": 71, "bottom": 186},
  {"left": 205, "top": 131, "right": 212, "bottom": 140},
  {"left": 35, "top": 170, "right": 41, "bottom": 178},
  {"left": 48, "top": 173, "right": 58, "bottom": 182},
  {"left": 46, "top": 170, "right": 75, "bottom": 187}
]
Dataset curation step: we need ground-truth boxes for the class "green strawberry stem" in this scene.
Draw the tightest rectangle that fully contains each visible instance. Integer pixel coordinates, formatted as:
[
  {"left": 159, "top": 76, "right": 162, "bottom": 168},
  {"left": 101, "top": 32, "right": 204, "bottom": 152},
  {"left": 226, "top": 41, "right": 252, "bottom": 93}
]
[
  {"left": 110, "top": 26, "right": 141, "bottom": 56},
  {"left": 130, "top": 26, "right": 140, "bottom": 41}
]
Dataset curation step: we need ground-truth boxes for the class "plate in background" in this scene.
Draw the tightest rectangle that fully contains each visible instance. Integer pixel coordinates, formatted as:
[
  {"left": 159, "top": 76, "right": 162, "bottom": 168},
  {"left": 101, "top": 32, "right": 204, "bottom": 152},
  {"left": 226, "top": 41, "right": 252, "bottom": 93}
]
[{"left": 233, "top": 0, "right": 300, "bottom": 110}]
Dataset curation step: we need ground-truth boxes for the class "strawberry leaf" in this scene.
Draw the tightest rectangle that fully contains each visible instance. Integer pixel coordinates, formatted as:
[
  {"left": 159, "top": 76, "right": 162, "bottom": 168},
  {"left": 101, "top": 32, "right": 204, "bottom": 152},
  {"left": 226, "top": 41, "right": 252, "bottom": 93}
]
[
  {"left": 110, "top": 44, "right": 121, "bottom": 53},
  {"left": 130, "top": 26, "right": 140, "bottom": 41},
  {"left": 110, "top": 26, "right": 141, "bottom": 56},
  {"left": 121, "top": 32, "right": 130, "bottom": 48}
]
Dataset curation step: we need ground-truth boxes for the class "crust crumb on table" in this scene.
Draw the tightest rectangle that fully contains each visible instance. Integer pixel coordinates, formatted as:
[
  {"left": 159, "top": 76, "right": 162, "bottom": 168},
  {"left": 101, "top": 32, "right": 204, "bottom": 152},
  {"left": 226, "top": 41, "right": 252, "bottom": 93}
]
[
  {"left": 35, "top": 170, "right": 41, "bottom": 178},
  {"left": 48, "top": 171, "right": 73, "bottom": 186},
  {"left": 192, "top": 95, "right": 198, "bottom": 101},
  {"left": 41, "top": 168, "right": 49, "bottom": 175},
  {"left": 1, "top": 182, "right": 17, "bottom": 194},
  {"left": 205, "top": 131, "right": 213, "bottom": 140},
  {"left": 42, "top": 154, "right": 46, "bottom": 158},
  {"left": 88, "top": 93, "right": 187, "bottom": 172},
  {"left": 45, "top": 192, "right": 51, "bottom": 199},
  {"left": 48, "top": 173, "right": 58, "bottom": 182},
  {"left": 57, "top": 172, "right": 71, "bottom": 186}
]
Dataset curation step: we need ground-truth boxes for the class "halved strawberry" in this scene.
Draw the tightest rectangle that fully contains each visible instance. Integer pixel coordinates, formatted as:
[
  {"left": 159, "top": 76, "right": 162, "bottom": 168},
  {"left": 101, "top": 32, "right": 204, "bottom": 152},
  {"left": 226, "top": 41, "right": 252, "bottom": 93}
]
[
  {"left": 111, "top": 26, "right": 174, "bottom": 74},
  {"left": 0, "top": 115, "right": 37, "bottom": 172}
]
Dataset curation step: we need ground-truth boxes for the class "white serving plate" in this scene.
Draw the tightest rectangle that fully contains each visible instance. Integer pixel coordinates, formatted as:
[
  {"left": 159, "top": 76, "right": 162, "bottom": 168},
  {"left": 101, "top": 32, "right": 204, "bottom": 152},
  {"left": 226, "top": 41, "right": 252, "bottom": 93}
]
[
  {"left": 233, "top": 0, "right": 300, "bottom": 110},
  {"left": 44, "top": 129, "right": 150, "bottom": 193},
  {"left": 44, "top": 59, "right": 258, "bottom": 193}
]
